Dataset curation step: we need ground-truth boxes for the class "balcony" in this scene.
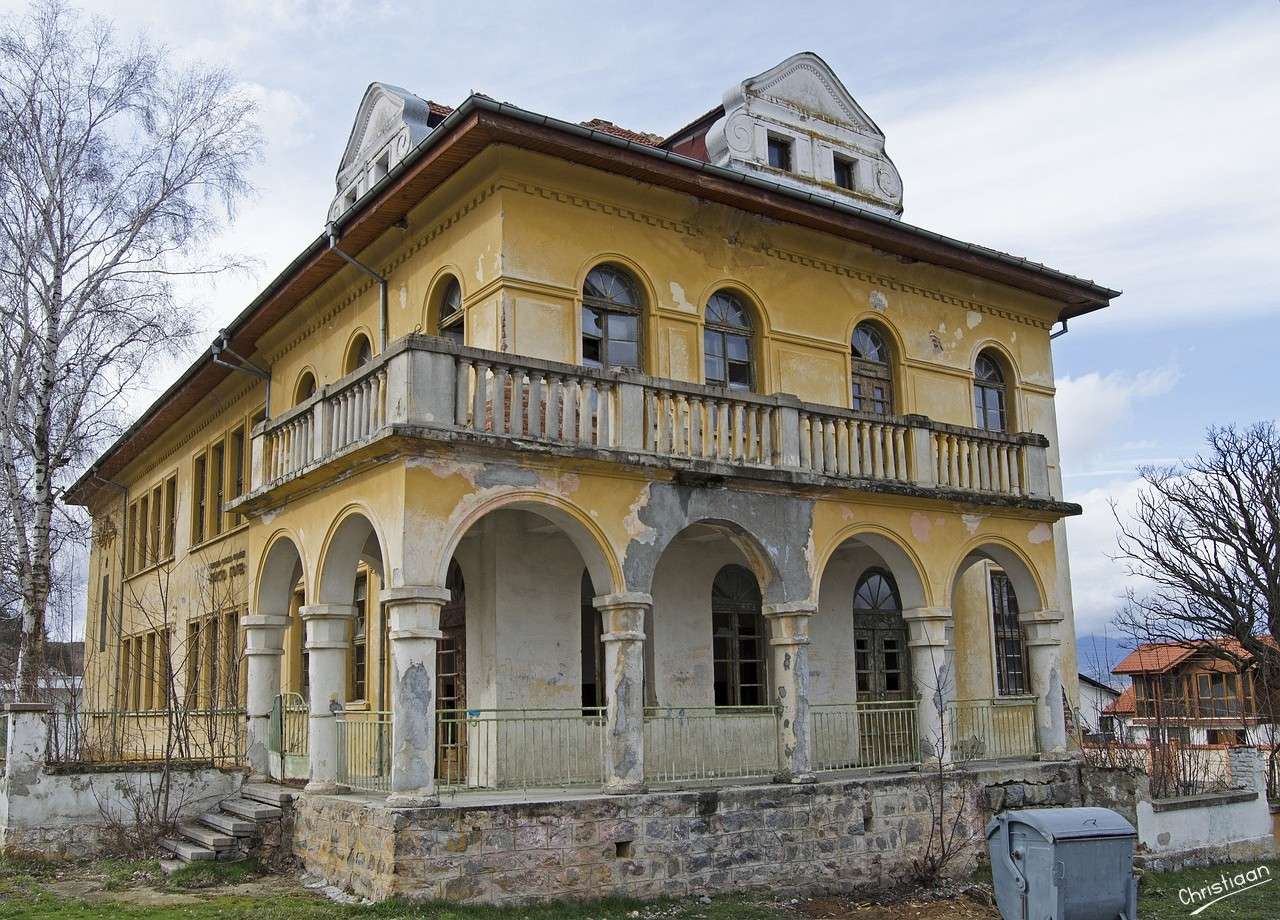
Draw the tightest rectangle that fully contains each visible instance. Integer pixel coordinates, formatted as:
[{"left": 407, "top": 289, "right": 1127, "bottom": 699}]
[{"left": 248, "top": 335, "right": 1059, "bottom": 507}]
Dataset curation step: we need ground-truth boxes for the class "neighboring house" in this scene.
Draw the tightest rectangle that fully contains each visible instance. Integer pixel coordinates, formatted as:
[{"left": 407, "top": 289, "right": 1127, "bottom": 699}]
[
  {"left": 1077, "top": 672, "right": 1121, "bottom": 740},
  {"left": 1109, "top": 641, "right": 1275, "bottom": 746},
  {"left": 58, "top": 52, "right": 1118, "bottom": 897}
]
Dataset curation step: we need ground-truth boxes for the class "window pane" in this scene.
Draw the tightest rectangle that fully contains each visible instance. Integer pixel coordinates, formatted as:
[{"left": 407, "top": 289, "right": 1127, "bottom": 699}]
[
  {"left": 582, "top": 307, "right": 602, "bottom": 337},
  {"left": 705, "top": 355, "right": 725, "bottom": 384},
  {"left": 704, "top": 329, "right": 724, "bottom": 356},
  {"left": 726, "top": 333, "right": 749, "bottom": 362},
  {"left": 727, "top": 359, "right": 751, "bottom": 389},
  {"left": 610, "top": 341, "right": 639, "bottom": 369},
  {"left": 607, "top": 312, "right": 638, "bottom": 342}
]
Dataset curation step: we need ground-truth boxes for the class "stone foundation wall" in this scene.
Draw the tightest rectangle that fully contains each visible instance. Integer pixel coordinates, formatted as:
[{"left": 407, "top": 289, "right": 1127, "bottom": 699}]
[{"left": 294, "top": 760, "right": 1081, "bottom": 904}]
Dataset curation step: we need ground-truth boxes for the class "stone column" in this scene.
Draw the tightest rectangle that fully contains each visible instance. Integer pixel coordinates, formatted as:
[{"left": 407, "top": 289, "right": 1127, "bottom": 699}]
[
  {"left": 299, "top": 603, "right": 354, "bottom": 793},
  {"left": 902, "top": 607, "right": 953, "bottom": 763},
  {"left": 382, "top": 585, "right": 450, "bottom": 807},
  {"left": 593, "top": 592, "right": 651, "bottom": 793},
  {"left": 242, "top": 613, "right": 289, "bottom": 781},
  {"left": 763, "top": 601, "right": 815, "bottom": 782},
  {"left": 3, "top": 703, "right": 50, "bottom": 778},
  {"left": 1018, "top": 608, "right": 1067, "bottom": 756}
]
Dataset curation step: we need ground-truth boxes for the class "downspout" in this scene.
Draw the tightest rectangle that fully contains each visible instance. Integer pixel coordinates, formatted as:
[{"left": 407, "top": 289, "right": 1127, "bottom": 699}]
[
  {"left": 1049, "top": 319, "right": 1069, "bottom": 340},
  {"left": 211, "top": 332, "right": 272, "bottom": 415},
  {"left": 90, "top": 474, "right": 127, "bottom": 749},
  {"left": 326, "top": 222, "right": 388, "bottom": 351}
]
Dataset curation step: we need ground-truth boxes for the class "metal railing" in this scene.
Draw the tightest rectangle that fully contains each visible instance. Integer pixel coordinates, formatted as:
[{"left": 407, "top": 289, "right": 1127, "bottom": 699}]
[
  {"left": 811, "top": 700, "right": 919, "bottom": 771},
  {"left": 250, "top": 337, "right": 1051, "bottom": 504},
  {"left": 436, "top": 707, "right": 606, "bottom": 791},
  {"left": 643, "top": 705, "right": 780, "bottom": 783},
  {"left": 335, "top": 710, "right": 391, "bottom": 793},
  {"left": 947, "top": 697, "right": 1038, "bottom": 760},
  {"left": 47, "top": 706, "right": 245, "bottom": 767}
]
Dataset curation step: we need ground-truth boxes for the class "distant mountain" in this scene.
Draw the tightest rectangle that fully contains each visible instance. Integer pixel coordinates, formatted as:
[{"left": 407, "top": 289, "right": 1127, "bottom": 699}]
[{"left": 1076, "top": 633, "right": 1133, "bottom": 687}]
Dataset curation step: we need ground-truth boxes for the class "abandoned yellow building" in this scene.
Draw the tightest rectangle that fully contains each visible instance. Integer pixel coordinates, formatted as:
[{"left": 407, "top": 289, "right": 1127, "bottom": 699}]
[{"left": 64, "top": 52, "right": 1118, "bottom": 899}]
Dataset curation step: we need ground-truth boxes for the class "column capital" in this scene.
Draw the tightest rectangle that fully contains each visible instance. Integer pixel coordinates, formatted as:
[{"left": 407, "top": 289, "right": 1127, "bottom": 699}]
[
  {"left": 902, "top": 606, "right": 951, "bottom": 648},
  {"left": 299, "top": 603, "right": 356, "bottom": 621},
  {"left": 762, "top": 600, "right": 817, "bottom": 619},
  {"left": 901, "top": 605, "right": 952, "bottom": 623},
  {"left": 381, "top": 584, "right": 451, "bottom": 608},
  {"left": 1017, "top": 607, "right": 1065, "bottom": 625},
  {"left": 1018, "top": 608, "right": 1064, "bottom": 646},
  {"left": 242, "top": 614, "right": 291, "bottom": 631},
  {"left": 593, "top": 591, "right": 653, "bottom": 611}
]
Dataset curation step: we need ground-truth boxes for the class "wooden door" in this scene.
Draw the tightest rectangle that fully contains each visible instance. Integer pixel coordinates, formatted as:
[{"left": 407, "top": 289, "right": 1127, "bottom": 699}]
[{"left": 436, "top": 562, "right": 467, "bottom": 783}]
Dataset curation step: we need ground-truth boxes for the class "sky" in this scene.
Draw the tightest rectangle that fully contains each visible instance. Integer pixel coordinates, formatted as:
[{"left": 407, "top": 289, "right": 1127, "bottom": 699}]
[{"left": 12, "top": 1, "right": 1278, "bottom": 653}]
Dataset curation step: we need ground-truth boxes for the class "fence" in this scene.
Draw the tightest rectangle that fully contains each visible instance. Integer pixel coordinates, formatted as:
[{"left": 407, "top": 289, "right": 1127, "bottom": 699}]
[
  {"left": 437, "top": 707, "right": 607, "bottom": 792},
  {"left": 811, "top": 700, "right": 918, "bottom": 771},
  {"left": 335, "top": 710, "right": 392, "bottom": 794},
  {"left": 643, "top": 705, "right": 780, "bottom": 783},
  {"left": 45, "top": 706, "right": 245, "bottom": 767},
  {"left": 947, "top": 698, "right": 1038, "bottom": 760}
]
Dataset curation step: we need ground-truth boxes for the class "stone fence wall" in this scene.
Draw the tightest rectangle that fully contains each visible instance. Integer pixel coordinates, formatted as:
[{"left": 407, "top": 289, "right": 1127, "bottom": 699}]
[
  {"left": 294, "top": 760, "right": 1081, "bottom": 904},
  {"left": 1, "top": 703, "right": 245, "bottom": 856},
  {"left": 1084, "top": 746, "right": 1277, "bottom": 872}
]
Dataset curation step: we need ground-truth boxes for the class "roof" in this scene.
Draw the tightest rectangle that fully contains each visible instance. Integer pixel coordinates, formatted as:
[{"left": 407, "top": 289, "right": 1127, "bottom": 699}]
[
  {"left": 65, "top": 93, "right": 1121, "bottom": 506},
  {"left": 1104, "top": 684, "right": 1135, "bottom": 716},
  {"left": 579, "top": 119, "right": 663, "bottom": 146},
  {"left": 1078, "top": 672, "right": 1119, "bottom": 695},
  {"left": 1111, "top": 638, "right": 1271, "bottom": 675}
]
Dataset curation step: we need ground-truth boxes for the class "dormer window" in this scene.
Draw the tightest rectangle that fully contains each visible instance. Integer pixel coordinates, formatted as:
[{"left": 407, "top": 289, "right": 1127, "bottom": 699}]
[
  {"left": 767, "top": 135, "right": 792, "bottom": 172},
  {"left": 834, "top": 155, "right": 856, "bottom": 191}
]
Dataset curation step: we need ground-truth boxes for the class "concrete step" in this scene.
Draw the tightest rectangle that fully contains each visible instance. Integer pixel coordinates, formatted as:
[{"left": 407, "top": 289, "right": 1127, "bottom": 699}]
[
  {"left": 221, "top": 797, "right": 281, "bottom": 821},
  {"left": 178, "top": 822, "right": 235, "bottom": 851},
  {"left": 241, "top": 783, "right": 295, "bottom": 807},
  {"left": 200, "top": 811, "right": 256, "bottom": 837},
  {"left": 160, "top": 837, "right": 216, "bottom": 862}
]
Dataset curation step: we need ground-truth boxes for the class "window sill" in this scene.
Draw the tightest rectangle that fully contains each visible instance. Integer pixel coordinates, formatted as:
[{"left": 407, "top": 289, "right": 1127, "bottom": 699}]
[
  {"left": 124, "top": 556, "right": 177, "bottom": 583},
  {"left": 188, "top": 520, "right": 250, "bottom": 555}
]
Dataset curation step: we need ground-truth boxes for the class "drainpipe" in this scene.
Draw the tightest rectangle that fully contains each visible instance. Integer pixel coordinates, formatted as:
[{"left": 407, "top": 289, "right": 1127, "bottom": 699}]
[
  {"left": 90, "top": 473, "right": 127, "bottom": 748},
  {"left": 1049, "top": 319, "right": 1069, "bottom": 340},
  {"left": 326, "top": 222, "right": 388, "bottom": 352},
  {"left": 212, "top": 332, "right": 272, "bottom": 415}
]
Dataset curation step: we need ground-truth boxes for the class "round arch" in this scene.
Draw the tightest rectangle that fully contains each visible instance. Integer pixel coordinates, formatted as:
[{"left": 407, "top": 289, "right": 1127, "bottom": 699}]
[
  {"left": 573, "top": 252, "right": 659, "bottom": 314},
  {"left": 422, "top": 266, "right": 466, "bottom": 337},
  {"left": 815, "top": 524, "right": 931, "bottom": 609},
  {"left": 256, "top": 530, "right": 307, "bottom": 618},
  {"left": 845, "top": 312, "right": 908, "bottom": 415},
  {"left": 964, "top": 338, "right": 1022, "bottom": 388},
  {"left": 646, "top": 516, "right": 785, "bottom": 604},
  {"left": 292, "top": 366, "right": 318, "bottom": 407},
  {"left": 946, "top": 535, "right": 1047, "bottom": 613},
  {"left": 341, "top": 327, "right": 376, "bottom": 375},
  {"left": 315, "top": 505, "right": 390, "bottom": 606},
  {"left": 435, "top": 490, "right": 623, "bottom": 597}
]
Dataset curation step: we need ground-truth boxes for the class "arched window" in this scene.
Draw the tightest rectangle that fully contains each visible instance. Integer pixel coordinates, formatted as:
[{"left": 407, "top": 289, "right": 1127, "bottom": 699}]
[
  {"left": 704, "top": 290, "right": 754, "bottom": 390},
  {"left": 851, "top": 322, "right": 893, "bottom": 416},
  {"left": 344, "top": 333, "right": 373, "bottom": 374},
  {"left": 581, "top": 264, "right": 642, "bottom": 370},
  {"left": 711, "top": 563, "right": 766, "bottom": 706},
  {"left": 437, "top": 277, "right": 464, "bottom": 345},
  {"left": 853, "top": 567, "right": 901, "bottom": 613},
  {"left": 974, "top": 351, "right": 1009, "bottom": 432},
  {"left": 852, "top": 568, "right": 909, "bottom": 699},
  {"left": 990, "top": 570, "right": 1028, "bottom": 696},
  {"left": 581, "top": 569, "right": 605, "bottom": 709},
  {"left": 293, "top": 370, "right": 317, "bottom": 406}
]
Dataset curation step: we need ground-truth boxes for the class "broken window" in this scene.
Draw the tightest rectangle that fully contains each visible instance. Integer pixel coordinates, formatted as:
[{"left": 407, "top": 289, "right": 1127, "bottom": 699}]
[
  {"left": 581, "top": 264, "right": 642, "bottom": 370},
  {"left": 704, "top": 290, "right": 754, "bottom": 391},
  {"left": 851, "top": 322, "right": 893, "bottom": 416},
  {"left": 437, "top": 276, "right": 465, "bottom": 345}
]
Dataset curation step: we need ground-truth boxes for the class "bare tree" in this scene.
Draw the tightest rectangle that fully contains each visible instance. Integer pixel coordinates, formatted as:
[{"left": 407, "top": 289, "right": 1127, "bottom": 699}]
[
  {"left": 0, "top": 0, "right": 261, "bottom": 699},
  {"left": 1112, "top": 422, "right": 1280, "bottom": 701}
]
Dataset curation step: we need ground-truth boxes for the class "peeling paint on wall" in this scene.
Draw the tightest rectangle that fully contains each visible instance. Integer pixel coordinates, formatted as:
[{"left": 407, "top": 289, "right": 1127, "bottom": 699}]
[
  {"left": 669, "top": 281, "right": 695, "bottom": 313},
  {"left": 961, "top": 513, "right": 986, "bottom": 534},
  {"left": 1028, "top": 523, "right": 1053, "bottom": 544},
  {"left": 909, "top": 511, "right": 934, "bottom": 543},
  {"left": 966, "top": 310, "right": 983, "bottom": 329}
]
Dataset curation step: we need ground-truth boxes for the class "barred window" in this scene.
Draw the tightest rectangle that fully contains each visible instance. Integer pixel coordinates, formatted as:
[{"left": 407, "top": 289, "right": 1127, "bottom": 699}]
[{"left": 990, "top": 571, "right": 1028, "bottom": 695}]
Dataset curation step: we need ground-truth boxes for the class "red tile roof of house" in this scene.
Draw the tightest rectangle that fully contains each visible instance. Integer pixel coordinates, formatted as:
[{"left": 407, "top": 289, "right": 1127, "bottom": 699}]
[
  {"left": 579, "top": 118, "right": 664, "bottom": 146},
  {"left": 1111, "top": 638, "right": 1272, "bottom": 675},
  {"left": 1104, "top": 684, "right": 1136, "bottom": 715}
]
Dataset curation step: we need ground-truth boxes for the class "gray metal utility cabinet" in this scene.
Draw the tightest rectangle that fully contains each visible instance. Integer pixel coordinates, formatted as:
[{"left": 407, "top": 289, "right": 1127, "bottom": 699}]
[{"left": 986, "top": 807, "right": 1137, "bottom": 920}]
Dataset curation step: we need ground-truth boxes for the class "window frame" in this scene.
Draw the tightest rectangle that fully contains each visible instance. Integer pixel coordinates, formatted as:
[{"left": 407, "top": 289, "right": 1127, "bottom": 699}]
[
  {"left": 436, "top": 276, "right": 465, "bottom": 345},
  {"left": 990, "top": 570, "right": 1029, "bottom": 696},
  {"left": 344, "top": 332, "right": 374, "bottom": 375},
  {"left": 349, "top": 572, "right": 369, "bottom": 703},
  {"left": 833, "top": 154, "right": 857, "bottom": 191},
  {"left": 711, "top": 564, "right": 768, "bottom": 708},
  {"left": 580, "top": 264, "right": 644, "bottom": 371},
  {"left": 850, "top": 322, "right": 894, "bottom": 417},
  {"left": 974, "top": 351, "right": 1011, "bottom": 433},
  {"left": 767, "top": 134, "right": 793, "bottom": 172},
  {"left": 703, "top": 290, "right": 756, "bottom": 392}
]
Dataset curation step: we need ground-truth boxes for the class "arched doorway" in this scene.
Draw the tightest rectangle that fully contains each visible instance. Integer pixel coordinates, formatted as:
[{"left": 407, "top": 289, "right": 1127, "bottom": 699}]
[
  {"left": 852, "top": 567, "right": 910, "bottom": 702},
  {"left": 712, "top": 563, "right": 767, "bottom": 707}
]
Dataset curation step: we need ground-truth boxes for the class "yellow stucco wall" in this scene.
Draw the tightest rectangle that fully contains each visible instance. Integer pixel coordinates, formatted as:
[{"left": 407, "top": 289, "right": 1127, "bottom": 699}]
[{"left": 83, "top": 141, "right": 1083, "bottom": 718}]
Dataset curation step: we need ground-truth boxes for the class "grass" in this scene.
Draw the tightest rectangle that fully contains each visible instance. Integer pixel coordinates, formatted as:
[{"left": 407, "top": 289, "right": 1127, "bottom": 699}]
[{"left": 1138, "top": 860, "right": 1279, "bottom": 919}]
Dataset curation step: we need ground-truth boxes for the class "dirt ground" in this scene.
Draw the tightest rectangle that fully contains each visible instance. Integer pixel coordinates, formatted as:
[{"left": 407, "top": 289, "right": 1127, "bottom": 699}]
[{"left": 797, "top": 894, "right": 999, "bottom": 919}]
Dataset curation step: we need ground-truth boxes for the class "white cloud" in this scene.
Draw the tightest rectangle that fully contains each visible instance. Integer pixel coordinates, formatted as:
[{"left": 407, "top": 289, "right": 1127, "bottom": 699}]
[
  {"left": 1065, "top": 477, "right": 1149, "bottom": 635},
  {"left": 890, "top": 8, "right": 1280, "bottom": 328},
  {"left": 1055, "top": 366, "right": 1179, "bottom": 473}
]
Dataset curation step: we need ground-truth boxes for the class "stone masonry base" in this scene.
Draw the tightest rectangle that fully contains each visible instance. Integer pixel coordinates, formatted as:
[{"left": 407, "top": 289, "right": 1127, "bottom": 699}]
[{"left": 293, "top": 760, "right": 1080, "bottom": 904}]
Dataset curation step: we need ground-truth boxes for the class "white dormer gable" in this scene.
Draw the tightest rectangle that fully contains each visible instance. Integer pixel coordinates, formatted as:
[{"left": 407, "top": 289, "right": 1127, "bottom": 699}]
[
  {"left": 705, "top": 52, "right": 904, "bottom": 218},
  {"left": 328, "top": 83, "right": 437, "bottom": 223}
]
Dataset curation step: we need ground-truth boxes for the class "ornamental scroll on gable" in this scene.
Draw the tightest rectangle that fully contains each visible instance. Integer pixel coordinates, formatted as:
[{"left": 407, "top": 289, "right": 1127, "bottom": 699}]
[
  {"left": 328, "top": 83, "right": 437, "bottom": 222},
  {"left": 705, "top": 52, "right": 904, "bottom": 218}
]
